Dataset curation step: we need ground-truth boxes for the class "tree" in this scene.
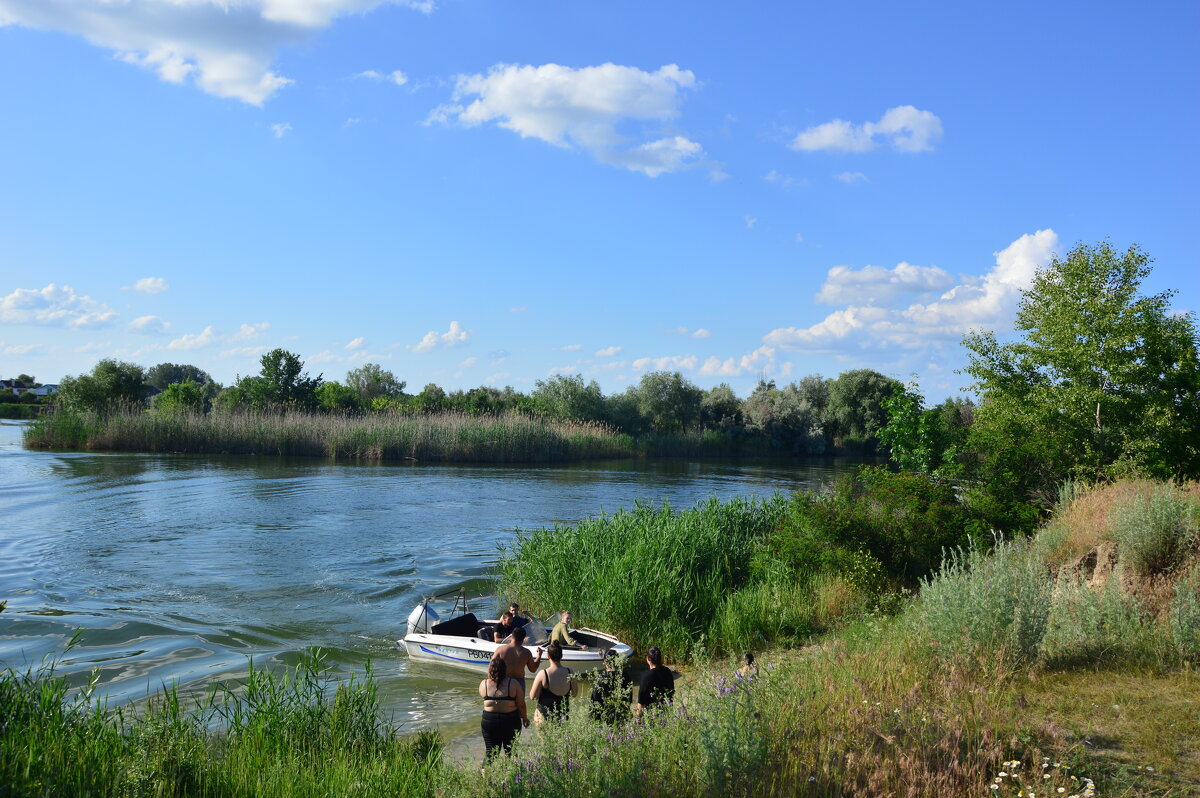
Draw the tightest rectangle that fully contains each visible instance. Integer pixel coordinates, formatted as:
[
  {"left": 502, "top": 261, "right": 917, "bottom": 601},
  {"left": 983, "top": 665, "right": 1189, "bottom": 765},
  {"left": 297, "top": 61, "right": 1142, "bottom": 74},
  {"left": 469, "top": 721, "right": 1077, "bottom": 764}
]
[
  {"left": 257, "top": 348, "right": 323, "bottom": 410},
  {"left": 56, "top": 359, "right": 148, "bottom": 413},
  {"left": 743, "top": 380, "right": 826, "bottom": 453},
  {"left": 964, "top": 241, "right": 1200, "bottom": 497},
  {"left": 878, "top": 384, "right": 961, "bottom": 476},
  {"left": 700, "top": 383, "right": 743, "bottom": 430},
  {"left": 155, "top": 381, "right": 206, "bottom": 414},
  {"left": 345, "top": 363, "right": 405, "bottom": 401},
  {"left": 316, "top": 381, "right": 362, "bottom": 412},
  {"left": 532, "top": 374, "right": 605, "bottom": 423},
  {"left": 146, "top": 363, "right": 213, "bottom": 390},
  {"left": 16, "top": 374, "right": 39, "bottom": 388},
  {"left": 826, "top": 369, "right": 903, "bottom": 450},
  {"left": 630, "top": 372, "right": 702, "bottom": 433}
]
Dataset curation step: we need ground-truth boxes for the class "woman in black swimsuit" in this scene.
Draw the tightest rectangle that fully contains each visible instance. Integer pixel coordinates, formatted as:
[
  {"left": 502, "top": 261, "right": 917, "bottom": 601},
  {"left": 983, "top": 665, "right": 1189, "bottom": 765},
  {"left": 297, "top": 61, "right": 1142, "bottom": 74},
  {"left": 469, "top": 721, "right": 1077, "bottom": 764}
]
[
  {"left": 478, "top": 657, "right": 528, "bottom": 766},
  {"left": 529, "top": 642, "right": 577, "bottom": 724}
]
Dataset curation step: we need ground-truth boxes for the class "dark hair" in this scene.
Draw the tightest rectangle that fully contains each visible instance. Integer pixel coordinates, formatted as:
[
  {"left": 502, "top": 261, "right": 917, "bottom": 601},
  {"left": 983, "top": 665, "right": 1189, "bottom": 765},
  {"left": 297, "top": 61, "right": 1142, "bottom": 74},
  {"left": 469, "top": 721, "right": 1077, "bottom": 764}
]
[
  {"left": 511, "top": 626, "right": 526, "bottom": 642},
  {"left": 604, "top": 648, "right": 619, "bottom": 662},
  {"left": 742, "top": 652, "right": 754, "bottom": 666},
  {"left": 646, "top": 646, "right": 663, "bottom": 666},
  {"left": 509, "top": 602, "right": 520, "bottom": 611},
  {"left": 488, "top": 657, "right": 507, "bottom": 684},
  {"left": 500, "top": 611, "right": 512, "bottom": 623},
  {"left": 546, "top": 642, "right": 563, "bottom": 663}
]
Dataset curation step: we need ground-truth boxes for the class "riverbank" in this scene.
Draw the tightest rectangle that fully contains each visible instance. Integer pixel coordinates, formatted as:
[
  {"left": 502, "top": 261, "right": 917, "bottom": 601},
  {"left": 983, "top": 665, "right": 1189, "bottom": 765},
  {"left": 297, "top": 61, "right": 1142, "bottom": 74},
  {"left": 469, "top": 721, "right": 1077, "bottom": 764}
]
[
  {"left": 5, "top": 478, "right": 1197, "bottom": 796},
  {"left": 21, "top": 408, "right": 887, "bottom": 463}
]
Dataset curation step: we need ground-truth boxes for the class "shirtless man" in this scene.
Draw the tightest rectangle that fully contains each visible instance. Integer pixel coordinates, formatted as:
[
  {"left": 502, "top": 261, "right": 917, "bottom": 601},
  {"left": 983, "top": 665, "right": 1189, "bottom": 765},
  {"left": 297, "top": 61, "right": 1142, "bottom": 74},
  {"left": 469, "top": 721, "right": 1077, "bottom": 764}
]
[{"left": 490, "top": 626, "right": 543, "bottom": 690}]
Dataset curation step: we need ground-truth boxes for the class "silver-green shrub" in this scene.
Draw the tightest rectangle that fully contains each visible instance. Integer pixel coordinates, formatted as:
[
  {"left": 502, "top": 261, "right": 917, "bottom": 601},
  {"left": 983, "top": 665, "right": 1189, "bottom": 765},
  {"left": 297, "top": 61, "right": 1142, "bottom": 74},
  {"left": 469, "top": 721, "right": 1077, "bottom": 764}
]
[
  {"left": 1040, "top": 567, "right": 1149, "bottom": 666},
  {"left": 1111, "top": 484, "right": 1197, "bottom": 576},
  {"left": 915, "top": 537, "right": 1053, "bottom": 663},
  {"left": 1167, "top": 565, "right": 1200, "bottom": 662}
]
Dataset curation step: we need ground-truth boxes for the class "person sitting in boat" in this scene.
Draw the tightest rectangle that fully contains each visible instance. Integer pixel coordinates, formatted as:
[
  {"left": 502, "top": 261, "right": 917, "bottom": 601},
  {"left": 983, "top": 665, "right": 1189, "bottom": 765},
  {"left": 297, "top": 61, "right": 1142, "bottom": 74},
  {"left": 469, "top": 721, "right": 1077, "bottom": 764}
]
[
  {"left": 491, "top": 626, "right": 543, "bottom": 690},
  {"left": 549, "top": 610, "right": 580, "bottom": 648},
  {"left": 493, "top": 611, "right": 515, "bottom": 641},
  {"left": 529, "top": 642, "right": 577, "bottom": 725},
  {"left": 507, "top": 602, "right": 531, "bottom": 628}
]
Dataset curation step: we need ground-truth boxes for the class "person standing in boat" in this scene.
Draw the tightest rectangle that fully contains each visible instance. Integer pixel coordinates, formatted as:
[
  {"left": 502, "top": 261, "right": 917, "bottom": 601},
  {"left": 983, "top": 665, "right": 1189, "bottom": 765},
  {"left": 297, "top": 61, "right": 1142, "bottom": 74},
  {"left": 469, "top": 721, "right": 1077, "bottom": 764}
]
[
  {"left": 549, "top": 610, "right": 580, "bottom": 648},
  {"left": 529, "top": 642, "right": 578, "bottom": 725},
  {"left": 491, "top": 626, "right": 543, "bottom": 690},
  {"left": 636, "top": 646, "right": 675, "bottom": 718},
  {"left": 478, "top": 658, "right": 528, "bottom": 769},
  {"left": 508, "top": 602, "right": 532, "bottom": 629}
]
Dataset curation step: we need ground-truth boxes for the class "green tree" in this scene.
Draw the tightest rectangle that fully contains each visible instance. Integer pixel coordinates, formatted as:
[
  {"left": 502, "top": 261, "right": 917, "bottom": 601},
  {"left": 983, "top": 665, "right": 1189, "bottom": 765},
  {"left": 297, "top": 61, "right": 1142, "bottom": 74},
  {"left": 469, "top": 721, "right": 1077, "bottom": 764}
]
[
  {"left": 316, "top": 381, "right": 362, "bottom": 412},
  {"left": 630, "top": 372, "right": 702, "bottom": 433},
  {"left": 700, "top": 383, "right": 743, "bottom": 430},
  {"left": 345, "top": 363, "right": 405, "bottom": 402},
  {"left": 56, "top": 359, "right": 148, "bottom": 413},
  {"left": 743, "top": 380, "right": 826, "bottom": 453},
  {"left": 16, "top": 374, "right": 39, "bottom": 388},
  {"left": 155, "top": 381, "right": 206, "bottom": 414},
  {"left": 532, "top": 374, "right": 605, "bottom": 423},
  {"left": 964, "top": 241, "right": 1200, "bottom": 499},
  {"left": 146, "top": 363, "right": 213, "bottom": 390},
  {"left": 826, "top": 369, "right": 903, "bottom": 451},
  {"left": 258, "top": 348, "right": 323, "bottom": 410},
  {"left": 878, "top": 384, "right": 963, "bottom": 476}
]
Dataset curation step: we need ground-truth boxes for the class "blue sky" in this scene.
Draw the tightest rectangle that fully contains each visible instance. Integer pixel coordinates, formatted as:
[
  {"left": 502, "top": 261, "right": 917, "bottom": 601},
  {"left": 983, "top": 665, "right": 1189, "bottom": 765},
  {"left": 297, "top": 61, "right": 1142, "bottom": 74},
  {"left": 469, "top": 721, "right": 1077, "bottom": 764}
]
[{"left": 1, "top": 0, "right": 1196, "bottom": 400}]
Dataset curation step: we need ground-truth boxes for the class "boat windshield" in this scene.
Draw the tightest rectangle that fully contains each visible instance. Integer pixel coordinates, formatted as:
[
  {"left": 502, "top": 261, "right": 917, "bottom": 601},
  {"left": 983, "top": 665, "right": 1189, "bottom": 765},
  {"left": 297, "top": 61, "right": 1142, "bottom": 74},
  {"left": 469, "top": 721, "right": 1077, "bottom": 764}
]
[{"left": 523, "top": 617, "right": 550, "bottom": 646}]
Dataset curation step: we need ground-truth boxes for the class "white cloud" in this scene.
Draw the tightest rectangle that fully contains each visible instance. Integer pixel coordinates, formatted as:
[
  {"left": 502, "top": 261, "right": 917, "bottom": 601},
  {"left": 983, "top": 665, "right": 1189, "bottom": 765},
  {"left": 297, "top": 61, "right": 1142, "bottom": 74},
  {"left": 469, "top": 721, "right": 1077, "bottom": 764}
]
[
  {"left": 698, "top": 345, "right": 778, "bottom": 377},
  {"left": 271, "top": 122, "right": 292, "bottom": 138},
  {"left": 455, "top": 356, "right": 477, "bottom": 377},
  {"left": 631, "top": 354, "right": 698, "bottom": 372},
  {"left": 430, "top": 62, "right": 704, "bottom": 176},
  {"left": 343, "top": 117, "right": 361, "bottom": 128},
  {"left": 345, "top": 337, "right": 366, "bottom": 350},
  {"left": 763, "top": 229, "right": 1059, "bottom": 352},
  {"left": 407, "top": 320, "right": 469, "bottom": 353},
  {"left": 0, "top": 283, "right": 117, "bottom": 327},
  {"left": 791, "top": 105, "right": 942, "bottom": 153},
  {"left": 220, "top": 345, "right": 270, "bottom": 359},
  {"left": 815, "top": 262, "right": 956, "bottom": 306},
  {"left": 834, "top": 171, "right": 868, "bottom": 184},
  {"left": 357, "top": 69, "right": 408, "bottom": 86},
  {"left": 595, "top": 345, "right": 623, "bottom": 357},
  {"left": 167, "top": 325, "right": 217, "bottom": 350},
  {"left": 307, "top": 349, "right": 339, "bottom": 364},
  {"left": 744, "top": 215, "right": 757, "bottom": 229},
  {"left": 75, "top": 340, "right": 112, "bottom": 354},
  {"left": 483, "top": 371, "right": 509, "bottom": 384},
  {"left": 549, "top": 365, "right": 578, "bottom": 375},
  {"left": 692, "top": 328, "right": 711, "bottom": 339},
  {"left": 509, "top": 305, "right": 527, "bottom": 313},
  {"left": 764, "top": 169, "right": 806, "bottom": 189},
  {"left": 128, "top": 315, "right": 171, "bottom": 335},
  {"left": 2, "top": 342, "right": 42, "bottom": 355},
  {"left": 233, "top": 322, "right": 269, "bottom": 340},
  {"left": 123, "top": 276, "right": 169, "bottom": 294},
  {"left": 669, "top": 327, "right": 710, "bottom": 339},
  {"left": 554, "top": 343, "right": 582, "bottom": 351},
  {"left": 0, "top": 1, "right": 431, "bottom": 105}
]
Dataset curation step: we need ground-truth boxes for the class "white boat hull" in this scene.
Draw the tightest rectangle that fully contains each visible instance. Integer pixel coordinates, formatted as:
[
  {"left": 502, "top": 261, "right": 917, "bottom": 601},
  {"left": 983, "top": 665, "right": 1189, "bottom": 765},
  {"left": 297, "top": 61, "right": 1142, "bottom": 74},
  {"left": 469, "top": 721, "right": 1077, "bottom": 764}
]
[{"left": 401, "top": 624, "right": 633, "bottom": 675}]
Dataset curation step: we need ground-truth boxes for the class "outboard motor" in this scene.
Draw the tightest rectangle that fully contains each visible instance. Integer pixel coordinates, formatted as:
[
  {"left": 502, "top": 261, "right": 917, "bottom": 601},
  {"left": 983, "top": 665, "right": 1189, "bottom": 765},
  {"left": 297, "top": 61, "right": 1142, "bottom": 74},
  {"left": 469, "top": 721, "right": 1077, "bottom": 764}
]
[{"left": 406, "top": 602, "right": 439, "bottom": 636}]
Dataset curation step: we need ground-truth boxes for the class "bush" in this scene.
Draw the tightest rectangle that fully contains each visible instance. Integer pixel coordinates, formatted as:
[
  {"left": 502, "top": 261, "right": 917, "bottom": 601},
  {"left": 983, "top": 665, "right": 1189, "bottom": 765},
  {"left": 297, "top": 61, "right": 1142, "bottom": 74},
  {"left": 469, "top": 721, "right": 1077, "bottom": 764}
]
[
  {"left": 915, "top": 537, "right": 1053, "bottom": 664},
  {"left": 1167, "top": 565, "right": 1200, "bottom": 662},
  {"left": 1111, "top": 484, "right": 1198, "bottom": 576},
  {"left": 1040, "top": 568, "right": 1152, "bottom": 667}
]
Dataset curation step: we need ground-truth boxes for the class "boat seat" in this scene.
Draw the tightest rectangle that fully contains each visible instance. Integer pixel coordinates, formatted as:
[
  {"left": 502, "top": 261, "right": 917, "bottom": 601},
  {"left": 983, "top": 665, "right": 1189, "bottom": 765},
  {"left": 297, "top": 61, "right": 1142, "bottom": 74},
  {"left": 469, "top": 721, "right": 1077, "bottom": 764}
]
[{"left": 430, "top": 612, "right": 481, "bottom": 637}]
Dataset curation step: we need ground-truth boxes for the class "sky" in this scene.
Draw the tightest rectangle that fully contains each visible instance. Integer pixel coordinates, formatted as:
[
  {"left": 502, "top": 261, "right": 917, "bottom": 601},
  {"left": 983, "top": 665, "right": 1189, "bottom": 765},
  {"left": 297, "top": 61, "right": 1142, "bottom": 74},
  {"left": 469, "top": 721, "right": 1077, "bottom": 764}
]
[{"left": 1, "top": 1, "right": 1196, "bottom": 400}]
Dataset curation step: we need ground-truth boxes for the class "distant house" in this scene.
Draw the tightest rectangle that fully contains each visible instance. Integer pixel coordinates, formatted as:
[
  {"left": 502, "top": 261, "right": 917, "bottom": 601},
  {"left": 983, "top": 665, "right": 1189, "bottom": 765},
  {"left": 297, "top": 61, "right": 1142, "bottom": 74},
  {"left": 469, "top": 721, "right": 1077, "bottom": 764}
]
[
  {"left": 1, "top": 379, "right": 29, "bottom": 395},
  {"left": 32, "top": 384, "right": 59, "bottom": 397}
]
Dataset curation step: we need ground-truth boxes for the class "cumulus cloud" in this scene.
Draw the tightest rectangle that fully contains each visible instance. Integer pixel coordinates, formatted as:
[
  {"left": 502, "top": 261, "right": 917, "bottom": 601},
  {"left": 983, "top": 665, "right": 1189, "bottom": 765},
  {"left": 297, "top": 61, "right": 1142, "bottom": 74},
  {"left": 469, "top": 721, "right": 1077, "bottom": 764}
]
[
  {"left": 407, "top": 320, "right": 469, "bottom": 353},
  {"left": 233, "top": 322, "right": 270, "bottom": 340},
  {"left": 698, "top": 345, "right": 779, "bottom": 377},
  {"left": 345, "top": 336, "right": 365, "bottom": 350},
  {"left": 763, "top": 229, "right": 1059, "bottom": 352},
  {"left": 271, "top": 122, "right": 292, "bottom": 138},
  {"left": 595, "top": 345, "right": 623, "bottom": 357},
  {"left": 631, "top": 354, "right": 698, "bottom": 372},
  {"left": 554, "top": 343, "right": 582, "bottom": 351},
  {"left": 834, "top": 171, "right": 868, "bottom": 184},
  {"left": 791, "top": 106, "right": 942, "bottom": 153},
  {"left": 357, "top": 69, "right": 408, "bottom": 85},
  {"left": 670, "top": 327, "right": 711, "bottom": 339},
  {"left": 0, "top": 283, "right": 117, "bottom": 327},
  {"left": 128, "top": 315, "right": 170, "bottom": 335},
  {"left": 168, "top": 325, "right": 217, "bottom": 350},
  {"left": 220, "top": 345, "right": 270, "bottom": 359},
  {"left": 123, "top": 276, "right": 169, "bottom": 293},
  {"left": 430, "top": 62, "right": 705, "bottom": 176},
  {"left": 0, "top": 0, "right": 431, "bottom": 105},
  {"left": 815, "top": 262, "right": 956, "bottom": 306}
]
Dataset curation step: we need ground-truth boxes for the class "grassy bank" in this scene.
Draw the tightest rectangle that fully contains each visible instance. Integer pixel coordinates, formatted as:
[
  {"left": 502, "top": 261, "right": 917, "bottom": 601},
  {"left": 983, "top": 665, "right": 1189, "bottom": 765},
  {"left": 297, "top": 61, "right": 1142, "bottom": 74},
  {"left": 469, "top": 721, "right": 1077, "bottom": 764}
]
[
  {"left": 0, "top": 403, "right": 39, "bottom": 419},
  {"left": 6, "top": 478, "right": 1198, "bottom": 796},
  {"left": 22, "top": 409, "right": 632, "bottom": 463}
]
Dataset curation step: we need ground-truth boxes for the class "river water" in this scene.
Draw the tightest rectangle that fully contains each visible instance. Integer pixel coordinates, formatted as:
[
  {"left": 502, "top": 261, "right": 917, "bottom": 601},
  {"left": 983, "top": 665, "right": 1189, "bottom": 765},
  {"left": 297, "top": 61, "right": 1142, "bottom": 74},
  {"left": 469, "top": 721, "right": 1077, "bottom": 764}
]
[{"left": 0, "top": 420, "right": 860, "bottom": 743}]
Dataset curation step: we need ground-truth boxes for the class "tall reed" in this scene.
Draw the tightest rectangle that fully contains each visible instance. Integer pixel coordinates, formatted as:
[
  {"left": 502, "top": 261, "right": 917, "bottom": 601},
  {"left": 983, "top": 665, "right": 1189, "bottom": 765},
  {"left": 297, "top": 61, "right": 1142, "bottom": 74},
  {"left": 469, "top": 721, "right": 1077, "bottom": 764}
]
[{"left": 24, "top": 408, "right": 632, "bottom": 463}]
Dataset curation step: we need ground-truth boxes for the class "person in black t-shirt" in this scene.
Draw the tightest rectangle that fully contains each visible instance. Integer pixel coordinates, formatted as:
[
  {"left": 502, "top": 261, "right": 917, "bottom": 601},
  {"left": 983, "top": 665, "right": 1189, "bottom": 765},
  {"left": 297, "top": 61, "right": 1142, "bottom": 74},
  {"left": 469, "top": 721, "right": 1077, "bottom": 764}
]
[{"left": 636, "top": 646, "right": 674, "bottom": 717}]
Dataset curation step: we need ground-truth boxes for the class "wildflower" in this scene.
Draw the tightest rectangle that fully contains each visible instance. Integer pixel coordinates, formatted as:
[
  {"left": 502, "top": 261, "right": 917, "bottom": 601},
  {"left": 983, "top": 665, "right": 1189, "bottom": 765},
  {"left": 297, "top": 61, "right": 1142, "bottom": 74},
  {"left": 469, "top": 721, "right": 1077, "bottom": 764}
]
[
  {"left": 1058, "top": 790, "right": 1065, "bottom": 794},
  {"left": 808, "top": 777, "right": 815, "bottom": 782},
  {"left": 1044, "top": 774, "right": 1051, "bottom": 780},
  {"left": 990, "top": 785, "right": 999, "bottom": 791},
  {"left": 1146, "top": 766, "right": 1155, "bottom": 772}
]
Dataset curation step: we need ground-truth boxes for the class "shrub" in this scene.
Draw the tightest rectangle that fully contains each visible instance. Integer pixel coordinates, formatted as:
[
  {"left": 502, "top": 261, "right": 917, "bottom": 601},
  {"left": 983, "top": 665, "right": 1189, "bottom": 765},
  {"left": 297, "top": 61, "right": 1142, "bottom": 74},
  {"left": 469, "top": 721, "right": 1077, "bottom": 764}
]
[
  {"left": 1110, "top": 483, "right": 1198, "bottom": 576},
  {"left": 1167, "top": 565, "right": 1200, "bottom": 662},
  {"left": 1040, "top": 567, "right": 1152, "bottom": 668},
  {"left": 915, "top": 536, "right": 1053, "bottom": 664}
]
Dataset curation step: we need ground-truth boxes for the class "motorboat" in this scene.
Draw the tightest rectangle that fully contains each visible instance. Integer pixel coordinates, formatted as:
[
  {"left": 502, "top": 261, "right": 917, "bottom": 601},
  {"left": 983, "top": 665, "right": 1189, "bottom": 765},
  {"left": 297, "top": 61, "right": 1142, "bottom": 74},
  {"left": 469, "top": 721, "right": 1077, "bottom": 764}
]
[{"left": 399, "top": 591, "right": 634, "bottom": 674}]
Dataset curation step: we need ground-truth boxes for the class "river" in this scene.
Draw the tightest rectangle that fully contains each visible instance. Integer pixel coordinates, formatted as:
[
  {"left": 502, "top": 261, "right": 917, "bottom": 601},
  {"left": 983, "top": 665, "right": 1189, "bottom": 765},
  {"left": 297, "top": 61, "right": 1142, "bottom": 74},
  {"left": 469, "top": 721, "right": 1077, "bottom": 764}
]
[{"left": 0, "top": 420, "right": 861, "bottom": 745}]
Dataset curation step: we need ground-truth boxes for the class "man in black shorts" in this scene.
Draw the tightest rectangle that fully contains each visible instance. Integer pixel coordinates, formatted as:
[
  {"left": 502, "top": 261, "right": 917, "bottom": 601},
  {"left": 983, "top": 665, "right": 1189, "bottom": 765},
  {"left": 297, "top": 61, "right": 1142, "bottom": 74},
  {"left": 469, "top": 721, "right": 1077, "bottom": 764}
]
[{"left": 636, "top": 646, "right": 674, "bottom": 717}]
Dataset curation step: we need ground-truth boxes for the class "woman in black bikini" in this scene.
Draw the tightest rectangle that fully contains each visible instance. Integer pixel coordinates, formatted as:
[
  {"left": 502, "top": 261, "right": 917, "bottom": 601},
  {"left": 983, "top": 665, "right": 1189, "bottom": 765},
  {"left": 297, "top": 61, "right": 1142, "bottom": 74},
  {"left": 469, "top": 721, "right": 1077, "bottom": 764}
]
[
  {"left": 529, "top": 642, "right": 577, "bottom": 725},
  {"left": 478, "top": 657, "right": 528, "bottom": 766}
]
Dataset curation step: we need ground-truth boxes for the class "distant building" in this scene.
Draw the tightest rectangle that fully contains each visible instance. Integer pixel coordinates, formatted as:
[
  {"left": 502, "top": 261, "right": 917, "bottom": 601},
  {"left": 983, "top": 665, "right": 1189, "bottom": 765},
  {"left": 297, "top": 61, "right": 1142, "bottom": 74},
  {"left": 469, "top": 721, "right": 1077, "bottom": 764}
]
[
  {"left": 32, "top": 384, "right": 58, "bottom": 397},
  {"left": 1, "top": 379, "right": 29, "bottom": 395}
]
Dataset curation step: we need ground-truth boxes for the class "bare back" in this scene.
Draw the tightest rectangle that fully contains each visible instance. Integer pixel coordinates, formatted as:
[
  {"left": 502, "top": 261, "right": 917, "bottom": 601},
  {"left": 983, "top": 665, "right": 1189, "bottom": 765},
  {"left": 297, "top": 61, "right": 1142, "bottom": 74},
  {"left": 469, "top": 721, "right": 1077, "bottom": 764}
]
[{"left": 493, "top": 641, "right": 536, "bottom": 679}]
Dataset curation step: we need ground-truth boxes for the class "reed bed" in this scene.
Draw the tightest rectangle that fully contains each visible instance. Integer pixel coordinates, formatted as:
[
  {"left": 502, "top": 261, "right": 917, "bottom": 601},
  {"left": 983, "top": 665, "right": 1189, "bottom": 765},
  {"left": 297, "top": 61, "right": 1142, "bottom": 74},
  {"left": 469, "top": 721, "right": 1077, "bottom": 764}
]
[{"left": 23, "top": 409, "right": 632, "bottom": 463}]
